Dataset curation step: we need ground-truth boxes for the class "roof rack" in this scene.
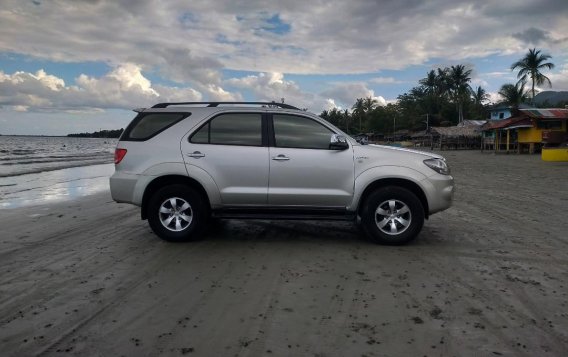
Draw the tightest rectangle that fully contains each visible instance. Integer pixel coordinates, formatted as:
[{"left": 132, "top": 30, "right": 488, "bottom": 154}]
[{"left": 151, "top": 101, "right": 300, "bottom": 110}]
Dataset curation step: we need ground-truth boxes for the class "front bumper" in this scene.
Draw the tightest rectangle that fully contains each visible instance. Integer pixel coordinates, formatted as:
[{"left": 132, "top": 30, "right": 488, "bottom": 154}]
[{"left": 422, "top": 174, "right": 454, "bottom": 215}]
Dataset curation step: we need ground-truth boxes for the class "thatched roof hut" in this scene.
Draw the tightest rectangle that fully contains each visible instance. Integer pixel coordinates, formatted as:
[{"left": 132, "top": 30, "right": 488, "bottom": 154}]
[{"left": 430, "top": 125, "right": 481, "bottom": 138}]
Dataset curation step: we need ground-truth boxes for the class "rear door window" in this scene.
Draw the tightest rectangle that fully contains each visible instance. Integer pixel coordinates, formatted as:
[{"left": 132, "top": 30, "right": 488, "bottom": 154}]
[
  {"left": 273, "top": 114, "right": 334, "bottom": 149},
  {"left": 190, "top": 113, "right": 262, "bottom": 146},
  {"left": 122, "top": 113, "right": 188, "bottom": 141}
]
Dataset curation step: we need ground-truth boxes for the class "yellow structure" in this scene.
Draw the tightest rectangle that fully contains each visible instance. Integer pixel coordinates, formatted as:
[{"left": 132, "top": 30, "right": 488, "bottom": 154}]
[
  {"left": 519, "top": 109, "right": 568, "bottom": 157},
  {"left": 542, "top": 148, "right": 568, "bottom": 162},
  {"left": 518, "top": 121, "right": 567, "bottom": 143},
  {"left": 482, "top": 109, "right": 568, "bottom": 157}
]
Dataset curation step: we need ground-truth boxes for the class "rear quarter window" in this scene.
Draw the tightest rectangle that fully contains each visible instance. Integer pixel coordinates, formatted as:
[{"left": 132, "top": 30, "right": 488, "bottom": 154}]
[{"left": 121, "top": 112, "right": 190, "bottom": 141}]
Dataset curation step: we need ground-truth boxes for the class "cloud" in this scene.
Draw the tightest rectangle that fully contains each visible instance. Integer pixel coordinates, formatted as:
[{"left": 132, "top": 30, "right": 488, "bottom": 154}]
[
  {"left": 481, "top": 71, "right": 512, "bottom": 78},
  {"left": 512, "top": 27, "right": 551, "bottom": 45},
  {"left": 369, "top": 77, "right": 404, "bottom": 84},
  {"left": 547, "top": 62, "right": 568, "bottom": 91},
  {"left": 203, "top": 84, "right": 242, "bottom": 101},
  {"left": 470, "top": 78, "right": 489, "bottom": 88},
  {"left": 321, "top": 83, "right": 387, "bottom": 108},
  {"left": 226, "top": 72, "right": 321, "bottom": 109},
  {"left": 12, "top": 105, "right": 29, "bottom": 112},
  {"left": 227, "top": 72, "right": 301, "bottom": 101},
  {"left": 486, "top": 91, "right": 502, "bottom": 105},
  {"left": 0, "top": 0, "right": 567, "bottom": 119},
  {"left": 0, "top": 0, "right": 566, "bottom": 78},
  {"left": 0, "top": 64, "right": 244, "bottom": 111}
]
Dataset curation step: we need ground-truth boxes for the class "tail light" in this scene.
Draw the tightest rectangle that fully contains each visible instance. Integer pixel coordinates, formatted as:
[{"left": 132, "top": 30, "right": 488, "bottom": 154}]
[{"left": 114, "top": 148, "right": 127, "bottom": 164}]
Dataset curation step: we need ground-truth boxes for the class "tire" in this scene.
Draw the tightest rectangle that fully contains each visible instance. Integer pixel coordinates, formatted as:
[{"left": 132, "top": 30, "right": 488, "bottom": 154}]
[
  {"left": 147, "top": 184, "right": 208, "bottom": 242},
  {"left": 360, "top": 186, "right": 424, "bottom": 245}
]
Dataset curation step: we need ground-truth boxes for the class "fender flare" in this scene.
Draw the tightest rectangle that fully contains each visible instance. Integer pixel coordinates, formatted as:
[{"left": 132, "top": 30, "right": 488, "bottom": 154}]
[{"left": 350, "top": 166, "right": 429, "bottom": 214}]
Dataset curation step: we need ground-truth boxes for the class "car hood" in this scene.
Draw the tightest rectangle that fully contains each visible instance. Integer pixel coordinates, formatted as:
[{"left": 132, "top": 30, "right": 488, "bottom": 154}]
[
  {"left": 352, "top": 144, "right": 446, "bottom": 178},
  {"left": 365, "top": 144, "right": 444, "bottom": 159}
]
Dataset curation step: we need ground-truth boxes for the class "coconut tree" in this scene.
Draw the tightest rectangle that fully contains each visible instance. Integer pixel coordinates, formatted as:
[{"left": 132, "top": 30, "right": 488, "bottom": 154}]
[
  {"left": 419, "top": 70, "right": 437, "bottom": 96},
  {"left": 510, "top": 48, "right": 554, "bottom": 103},
  {"left": 470, "top": 86, "right": 489, "bottom": 120},
  {"left": 363, "top": 96, "right": 379, "bottom": 112},
  {"left": 351, "top": 98, "right": 365, "bottom": 132},
  {"left": 343, "top": 109, "right": 351, "bottom": 133},
  {"left": 351, "top": 97, "right": 378, "bottom": 132},
  {"left": 419, "top": 69, "right": 451, "bottom": 113},
  {"left": 498, "top": 82, "right": 528, "bottom": 113},
  {"left": 419, "top": 70, "right": 439, "bottom": 119},
  {"left": 448, "top": 65, "right": 473, "bottom": 124},
  {"left": 470, "top": 86, "right": 489, "bottom": 106}
]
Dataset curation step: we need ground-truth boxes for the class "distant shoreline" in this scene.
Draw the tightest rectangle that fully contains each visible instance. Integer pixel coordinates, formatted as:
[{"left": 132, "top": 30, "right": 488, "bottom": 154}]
[
  {"left": 2, "top": 128, "right": 122, "bottom": 138},
  {"left": 0, "top": 134, "right": 118, "bottom": 138},
  {"left": 1, "top": 134, "right": 71, "bottom": 138}
]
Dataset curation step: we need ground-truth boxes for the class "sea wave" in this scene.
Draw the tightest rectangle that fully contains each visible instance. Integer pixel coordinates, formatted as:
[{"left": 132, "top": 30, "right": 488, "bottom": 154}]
[
  {"left": 0, "top": 159, "right": 113, "bottom": 177},
  {"left": 0, "top": 136, "right": 117, "bottom": 177}
]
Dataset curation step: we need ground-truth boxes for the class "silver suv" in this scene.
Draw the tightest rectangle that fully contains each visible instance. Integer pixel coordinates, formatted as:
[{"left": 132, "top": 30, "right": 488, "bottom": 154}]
[{"left": 110, "top": 102, "right": 454, "bottom": 245}]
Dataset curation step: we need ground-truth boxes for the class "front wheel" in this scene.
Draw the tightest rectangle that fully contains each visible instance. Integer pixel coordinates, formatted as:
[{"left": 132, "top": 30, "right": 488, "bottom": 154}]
[
  {"left": 147, "top": 184, "right": 208, "bottom": 242},
  {"left": 361, "top": 186, "right": 424, "bottom": 245}
]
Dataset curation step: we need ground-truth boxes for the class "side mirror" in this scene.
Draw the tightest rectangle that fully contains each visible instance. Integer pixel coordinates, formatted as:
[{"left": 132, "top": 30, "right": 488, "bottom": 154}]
[{"left": 330, "top": 134, "right": 349, "bottom": 150}]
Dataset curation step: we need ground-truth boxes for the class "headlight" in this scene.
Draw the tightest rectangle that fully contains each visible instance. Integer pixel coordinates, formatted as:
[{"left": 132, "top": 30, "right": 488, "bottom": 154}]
[{"left": 424, "top": 158, "right": 450, "bottom": 175}]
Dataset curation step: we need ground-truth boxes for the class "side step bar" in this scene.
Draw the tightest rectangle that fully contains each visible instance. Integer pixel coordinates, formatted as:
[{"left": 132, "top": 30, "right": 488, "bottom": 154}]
[{"left": 212, "top": 207, "right": 356, "bottom": 221}]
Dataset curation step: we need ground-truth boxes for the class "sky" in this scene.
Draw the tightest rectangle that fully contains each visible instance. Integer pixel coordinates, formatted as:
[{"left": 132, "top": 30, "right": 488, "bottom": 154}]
[{"left": 0, "top": 0, "right": 567, "bottom": 135}]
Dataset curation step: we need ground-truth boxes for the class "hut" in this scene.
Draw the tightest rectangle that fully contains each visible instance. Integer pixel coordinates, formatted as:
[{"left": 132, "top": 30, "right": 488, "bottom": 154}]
[
  {"left": 520, "top": 108, "right": 568, "bottom": 160},
  {"left": 480, "top": 116, "right": 532, "bottom": 152},
  {"left": 519, "top": 108, "right": 568, "bottom": 155},
  {"left": 427, "top": 121, "right": 484, "bottom": 150},
  {"left": 480, "top": 108, "right": 568, "bottom": 155}
]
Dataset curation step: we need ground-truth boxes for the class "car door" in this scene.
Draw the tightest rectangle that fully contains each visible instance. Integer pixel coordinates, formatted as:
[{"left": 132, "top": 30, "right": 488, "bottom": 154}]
[
  {"left": 268, "top": 114, "right": 355, "bottom": 207},
  {"left": 181, "top": 112, "right": 269, "bottom": 205}
]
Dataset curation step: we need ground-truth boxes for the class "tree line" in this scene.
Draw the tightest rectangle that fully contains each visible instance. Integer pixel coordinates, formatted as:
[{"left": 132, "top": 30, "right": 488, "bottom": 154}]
[
  {"left": 67, "top": 129, "right": 124, "bottom": 138},
  {"left": 321, "top": 48, "right": 555, "bottom": 135}
]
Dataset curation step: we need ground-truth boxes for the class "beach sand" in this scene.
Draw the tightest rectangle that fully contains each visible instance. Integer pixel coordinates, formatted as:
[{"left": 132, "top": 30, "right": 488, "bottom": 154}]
[{"left": 1, "top": 151, "right": 567, "bottom": 356}]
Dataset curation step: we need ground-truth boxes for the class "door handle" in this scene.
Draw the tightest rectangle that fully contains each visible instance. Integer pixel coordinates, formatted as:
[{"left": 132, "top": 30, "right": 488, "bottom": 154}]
[
  {"left": 272, "top": 154, "right": 290, "bottom": 161},
  {"left": 187, "top": 151, "right": 205, "bottom": 158}
]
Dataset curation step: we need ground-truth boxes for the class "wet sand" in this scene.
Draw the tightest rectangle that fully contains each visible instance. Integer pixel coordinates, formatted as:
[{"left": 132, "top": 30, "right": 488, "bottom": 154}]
[
  {"left": 0, "top": 164, "right": 114, "bottom": 209},
  {"left": 1, "top": 151, "right": 567, "bottom": 356}
]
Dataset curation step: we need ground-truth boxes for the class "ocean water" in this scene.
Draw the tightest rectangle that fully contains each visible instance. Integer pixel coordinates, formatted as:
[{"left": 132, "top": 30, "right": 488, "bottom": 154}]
[
  {"left": 0, "top": 136, "right": 118, "bottom": 209},
  {"left": 0, "top": 136, "right": 117, "bottom": 177}
]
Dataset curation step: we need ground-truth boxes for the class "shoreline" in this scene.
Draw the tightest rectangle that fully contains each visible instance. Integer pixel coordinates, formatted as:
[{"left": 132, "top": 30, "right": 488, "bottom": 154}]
[
  {"left": 0, "top": 163, "right": 115, "bottom": 209},
  {"left": 0, "top": 158, "right": 113, "bottom": 178}
]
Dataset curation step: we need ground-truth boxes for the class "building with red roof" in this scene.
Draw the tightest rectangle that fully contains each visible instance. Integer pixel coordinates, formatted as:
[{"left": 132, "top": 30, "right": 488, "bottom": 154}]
[{"left": 481, "top": 108, "right": 568, "bottom": 155}]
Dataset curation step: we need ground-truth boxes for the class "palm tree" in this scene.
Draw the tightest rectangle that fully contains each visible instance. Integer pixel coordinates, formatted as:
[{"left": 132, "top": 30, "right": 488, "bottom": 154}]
[
  {"left": 363, "top": 96, "right": 379, "bottom": 112},
  {"left": 343, "top": 109, "right": 351, "bottom": 133},
  {"left": 351, "top": 98, "right": 365, "bottom": 132},
  {"left": 470, "top": 86, "right": 489, "bottom": 106},
  {"left": 470, "top": 86, "right": 489, "bottom": 120},
  {"left": 352, "top": 97, "right": 378, "bottom": 132},
  {"left": 419, "top": 70, "right": 437, "bottom": 96},
  {"left": 511, "top": 48, "right": 554, "bottom": 103},
  {"left": 419, "top": 70, "right": 438, "bottom": 118},
  {"left": 498, "top": 82, "right": 528, "bottom": 113},
  {"left": 448, "top": 65, "right": 472, "bottom": 124}
]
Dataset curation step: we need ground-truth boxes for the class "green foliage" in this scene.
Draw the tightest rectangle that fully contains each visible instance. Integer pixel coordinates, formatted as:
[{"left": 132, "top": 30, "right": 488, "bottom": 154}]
[
  {"left": 511, "top": 48, "right": 554, "bottom": 101},
  {"left": 321, "top": 64, "right": 484, "bottom": 135},
  {"left": 498, "top": 83, "right": 528, "bottom": 112},
  {"left": 320, "top": 51, "right": 555, "bottom": 135}
]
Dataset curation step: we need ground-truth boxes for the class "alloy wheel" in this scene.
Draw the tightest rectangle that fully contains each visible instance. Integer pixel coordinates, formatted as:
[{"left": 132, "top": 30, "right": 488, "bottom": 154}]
[
  {"left": 374, "top": 199, "right": 412, "bottom": 235},
  {"left": 159, "top": 197, "right": 193, "bottom": 232}
]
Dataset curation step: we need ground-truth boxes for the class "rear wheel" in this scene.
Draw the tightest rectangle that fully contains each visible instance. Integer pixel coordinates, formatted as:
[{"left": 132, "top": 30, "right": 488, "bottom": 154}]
[
  {"left": 147, "top": 184, "right": 208, "bottom": 242},
  {"left": 361, "top": 186, "right": 424, "bottom": 245}
]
